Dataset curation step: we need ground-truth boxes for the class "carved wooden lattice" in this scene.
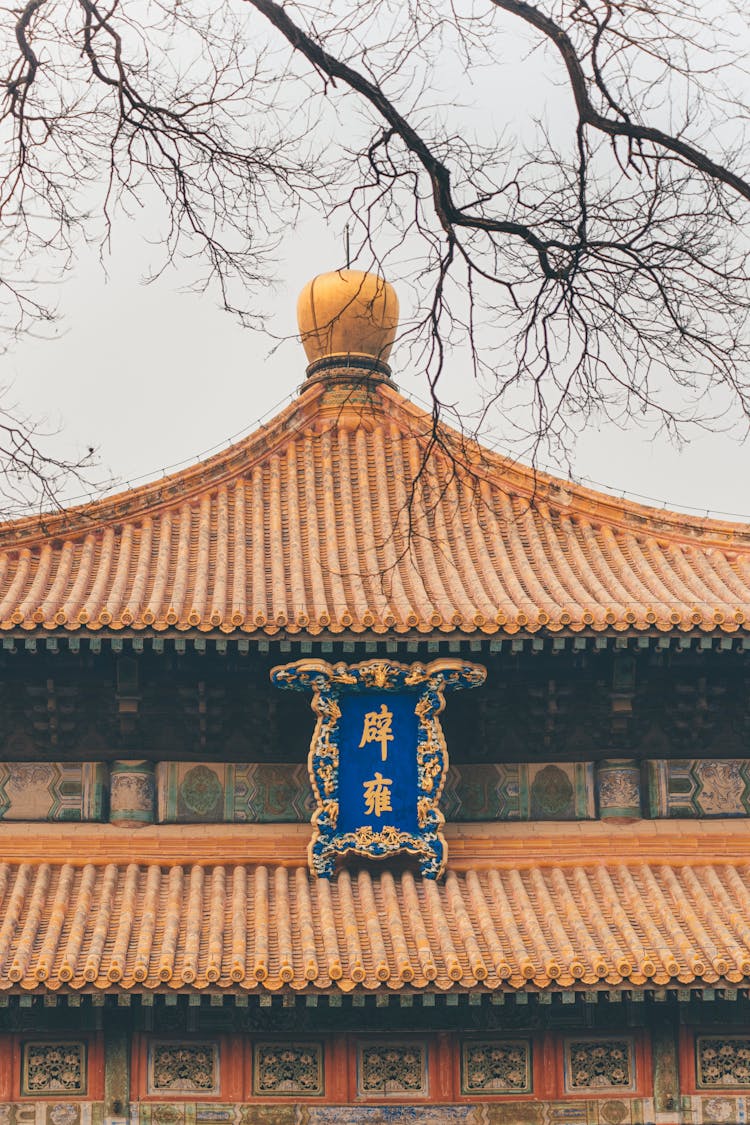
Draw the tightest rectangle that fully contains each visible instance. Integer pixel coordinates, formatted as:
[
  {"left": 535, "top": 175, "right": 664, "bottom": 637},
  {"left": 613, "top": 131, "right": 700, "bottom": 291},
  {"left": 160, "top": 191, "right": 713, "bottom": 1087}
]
[
  {"left": 564, "top": 1038, "right": 635, "bottom": 1093},
  {"left": 21, "top": 1041, "right": 87, "bottom": 1095},
  {"left": 148, "top": 1042, "right": 219, "bottom": 1095},
  {"left": 253, "top": 1041, "right": 324, "bottom": 1095},
  {"left": 696, "top": 1037, "right": 750, "bottom": 1088},
  {"left": 358, "top": 1041, "right": 428, "bottom": 1097},
  {"left": 461, "top": 1039, "right": 532, "bottom": 1094}
]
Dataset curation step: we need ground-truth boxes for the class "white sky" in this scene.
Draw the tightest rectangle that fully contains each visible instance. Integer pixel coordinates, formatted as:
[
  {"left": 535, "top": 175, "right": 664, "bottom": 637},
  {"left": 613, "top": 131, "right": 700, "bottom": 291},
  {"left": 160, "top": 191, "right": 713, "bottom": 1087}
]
[
  {"left": 5, "top": 2, "right": 750, "bottom": 522},
  {"left": 8, "top": 218, "right": 749, "bottom": 523}
]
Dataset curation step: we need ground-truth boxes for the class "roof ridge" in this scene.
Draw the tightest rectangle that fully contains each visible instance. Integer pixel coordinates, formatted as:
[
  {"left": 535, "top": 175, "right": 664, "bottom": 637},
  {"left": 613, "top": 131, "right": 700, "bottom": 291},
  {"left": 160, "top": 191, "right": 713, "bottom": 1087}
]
[
  {"left": 0, "top": 386, "right": 325, "bottom": 549},
  {"left": 3, "top": 378, "right": 750, "bottom": 550}
]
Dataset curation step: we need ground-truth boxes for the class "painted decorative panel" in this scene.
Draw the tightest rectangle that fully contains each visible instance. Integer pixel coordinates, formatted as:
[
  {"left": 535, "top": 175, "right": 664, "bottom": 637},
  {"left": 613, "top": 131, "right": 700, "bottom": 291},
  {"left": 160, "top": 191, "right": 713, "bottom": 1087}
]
[
  {"left": 136, "top": 1110, "right": 474, "bottom": 1125},
  {"left": 157, "top": 762, "right": 596, "bottom": 824},
  {"left": 234, "top": 764, "right": 315, "bottom": 822},
  {"left": 357, "top": 1041, "right": 428, "bottom": 1098},
  {"left": 147, "top": 1042, "right": 219, "bottom": 1096},
  {"left": 596, "top": 761, "right": 641, "bottom": 820},
  {"left": 460, "top": 1039, "right": 532, "bottom": 1094},
  {"left": 444, "top": 762, "right": 595, "bottom": 821},
  {"left": 131, "top": 1103, "right": 650, "bottom": 1125},
  {"left": 696, "top": 1037, "right": 750, "bottom": 1088},
  {"left": 441, "top": 764, "right": 519, "bottom": 821},
  {"left": 563, "top": 1038, "right": 636, "bottom": 1094},
  {"left": 697, "top": 1094, "right": 750, "bottom": 1122},
  {"left": 0, "top": 764, "right": 107, "bottom": 822},
  {"left": 21, "top": 1041, "right": 87, "bottom": 1096},
  {"left": 157, "top": 763, "right": 315, "bottom": 824},
  {"left": 253, "top": 1042, "right": 324, "bottom": 1096},
  {"left": 156, "top": 764, "right": 236, "bottom": 823},
  {"left": 647, "top": 759, "right": 750, "bottom": 818},
  {"left": 109, "top": 760, "right": 155, "bottom": 826},
  {"left": 0, "top": 1108, "right": 99, "bottom": 1125},
  {"left": 525, "top": 763, "right": 595, "bottom": 820}
]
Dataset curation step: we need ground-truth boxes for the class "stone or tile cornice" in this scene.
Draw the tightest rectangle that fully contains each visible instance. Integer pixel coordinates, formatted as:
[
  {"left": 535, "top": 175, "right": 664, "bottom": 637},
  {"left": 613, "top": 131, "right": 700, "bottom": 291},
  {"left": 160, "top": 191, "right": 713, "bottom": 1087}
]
[{"left": 0, "top": 819, "right": 746, "bottom": 866}]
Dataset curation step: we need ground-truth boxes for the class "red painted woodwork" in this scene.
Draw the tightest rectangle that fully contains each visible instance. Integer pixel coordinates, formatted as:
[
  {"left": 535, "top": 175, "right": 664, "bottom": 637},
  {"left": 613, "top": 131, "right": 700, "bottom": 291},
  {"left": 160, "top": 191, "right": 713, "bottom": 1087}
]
[
  {"left": 547, "top": 1030, "right": 652, "bottom": 1099},
  {"left": 130, "top": 1033, "right": 242, "bottom": 1102},
  {"left": 452, "top": 1033, "right": 543, "bottom": 1103},
  {"left": 8, "top": 1032, "right": 104, "bottom": 1101},
  {"left": 678, "top": 1026, "right": 750, "bottom": 1094},
  {"left": 125, "top": 1028, "right": 655, "bottom": 1104}
]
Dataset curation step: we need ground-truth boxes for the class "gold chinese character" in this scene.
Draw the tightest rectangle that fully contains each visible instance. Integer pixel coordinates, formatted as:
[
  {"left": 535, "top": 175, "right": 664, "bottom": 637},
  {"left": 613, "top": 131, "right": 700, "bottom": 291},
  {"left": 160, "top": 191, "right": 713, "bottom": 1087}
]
[
  {"left": 359, "top": 703, "right": 394, "bottom": 761},
  {"left": 363, "top": 772, "right": 393, "bottom": 818}
]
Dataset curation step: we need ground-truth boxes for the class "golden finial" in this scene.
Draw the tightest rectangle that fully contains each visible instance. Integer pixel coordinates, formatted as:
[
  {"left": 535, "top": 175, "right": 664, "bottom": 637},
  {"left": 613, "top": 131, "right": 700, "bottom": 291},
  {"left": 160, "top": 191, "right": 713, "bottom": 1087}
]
[{"left": 297, "top": 269, "right": 399, "bottom": 382}]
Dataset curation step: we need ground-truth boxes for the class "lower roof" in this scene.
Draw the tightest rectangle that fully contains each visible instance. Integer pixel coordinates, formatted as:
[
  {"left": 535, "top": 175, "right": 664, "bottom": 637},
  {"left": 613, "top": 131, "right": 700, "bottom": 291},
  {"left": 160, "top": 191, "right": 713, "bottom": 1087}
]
[{"left": 0, "top": 823, "right": 747, "bottom": 994}]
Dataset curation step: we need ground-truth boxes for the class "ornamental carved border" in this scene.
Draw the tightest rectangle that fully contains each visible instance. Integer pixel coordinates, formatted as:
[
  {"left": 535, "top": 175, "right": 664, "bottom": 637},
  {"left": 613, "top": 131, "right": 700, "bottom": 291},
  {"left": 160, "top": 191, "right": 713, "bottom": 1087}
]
[{"left": 270, "top": 659, "right": 486, "bottom": 878}]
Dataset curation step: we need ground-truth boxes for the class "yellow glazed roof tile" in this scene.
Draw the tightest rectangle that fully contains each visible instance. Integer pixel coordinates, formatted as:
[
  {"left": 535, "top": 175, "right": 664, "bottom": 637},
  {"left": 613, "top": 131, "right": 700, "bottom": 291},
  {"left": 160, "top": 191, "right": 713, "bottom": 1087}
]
[
  {"left": 0, "top": 826, "right": 749, "bottom": 992},
  {"left": 2, "top": 379, "right": 750, "bottom": 636}
]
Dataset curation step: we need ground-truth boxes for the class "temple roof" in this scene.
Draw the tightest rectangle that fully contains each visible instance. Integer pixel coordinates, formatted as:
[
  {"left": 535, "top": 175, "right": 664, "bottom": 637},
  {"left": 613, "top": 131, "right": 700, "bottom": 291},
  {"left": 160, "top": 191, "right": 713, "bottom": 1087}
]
[
  {"left": 3, "top": 265, "right": 750, "bottom": 639},
  {"left": 1, "top": 372, "right": 750, "bottom": 638},
  {"left": 0, "top": 822, "right": 747, "bottom": 993}
]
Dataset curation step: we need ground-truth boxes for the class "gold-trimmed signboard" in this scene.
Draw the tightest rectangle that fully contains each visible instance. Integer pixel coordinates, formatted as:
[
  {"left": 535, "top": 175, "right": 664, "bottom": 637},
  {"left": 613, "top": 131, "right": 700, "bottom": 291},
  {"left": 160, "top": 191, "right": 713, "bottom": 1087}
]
[{"left": 270, "top": 659, "right": 486, "bottom": 878}]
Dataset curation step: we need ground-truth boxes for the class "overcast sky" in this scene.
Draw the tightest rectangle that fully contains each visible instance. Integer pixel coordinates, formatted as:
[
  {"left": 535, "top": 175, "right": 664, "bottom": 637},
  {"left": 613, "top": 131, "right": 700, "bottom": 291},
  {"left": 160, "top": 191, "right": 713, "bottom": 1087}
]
[
  {"left": 8, "top": 214, "right": 748, "bottom": 524},
  {"left": 6, "top": 2, "right": 750, "bottom": 523}
]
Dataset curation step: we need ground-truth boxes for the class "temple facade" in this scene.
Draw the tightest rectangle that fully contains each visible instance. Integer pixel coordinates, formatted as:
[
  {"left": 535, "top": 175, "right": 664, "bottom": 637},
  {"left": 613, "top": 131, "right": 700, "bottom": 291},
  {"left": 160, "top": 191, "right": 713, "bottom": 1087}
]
[{"left": 0, "top": 270, "right": 749, "bottom": 1123}]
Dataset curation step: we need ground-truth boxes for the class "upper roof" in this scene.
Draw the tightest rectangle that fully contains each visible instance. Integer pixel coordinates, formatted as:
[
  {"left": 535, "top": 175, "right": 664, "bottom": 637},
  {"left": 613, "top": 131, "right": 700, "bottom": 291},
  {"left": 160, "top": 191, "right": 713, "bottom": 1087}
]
[{"left": 3, "top": 270, "right": 750, "bottom": 638}]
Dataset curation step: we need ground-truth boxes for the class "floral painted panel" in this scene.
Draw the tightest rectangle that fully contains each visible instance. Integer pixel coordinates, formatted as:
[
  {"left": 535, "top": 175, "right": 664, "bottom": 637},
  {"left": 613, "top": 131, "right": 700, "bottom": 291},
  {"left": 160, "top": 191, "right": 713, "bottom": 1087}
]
[
  {"left": 0, "top": 764, "right": 107, "bottom": 822},
  {"left": 156, "top": 764, "right": 235, "bottom": 823},
  {"left": 21, "top": 1041, "right": 87, "bottom": 1096},
  {"left": 253, "top": 1042, "right": 324, "bottom": 1096},
  {"left": 647, "top": 759, "right": 750, "bottom": 817},
  {"left": 148, "top": 1042, "right": 220, "bottom": 1095},
  {"left": 357, "top": 1041, "right": 428, "bottom": 1098},
  {"left": 0, "top": 1107, "right": 89, "bottom": 1125},
  {"left": 696, "top": 1037, "right": 750, "bottom": 1088},
  {"left": 461, "top": 1039, "right": 532, "bottom": 1094},
  {"left": 564, "top": 1038, "right": 636, "bottom": 1093},
  {"left": 697, "top": 1094, "right": 750, "bottom": 1122},
  {"left": 596, "top": 761, "right": 641, "bottom": 819}
]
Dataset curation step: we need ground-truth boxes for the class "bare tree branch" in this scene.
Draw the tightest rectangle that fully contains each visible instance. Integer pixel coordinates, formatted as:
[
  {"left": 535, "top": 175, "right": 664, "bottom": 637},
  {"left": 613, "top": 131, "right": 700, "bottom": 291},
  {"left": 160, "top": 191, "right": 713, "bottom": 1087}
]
[
  {"left": 492, "top": 0, "right": 750, "bottom": 202},
  {"left": 2, "top": 0, "right": 750, "bottom": 493}
]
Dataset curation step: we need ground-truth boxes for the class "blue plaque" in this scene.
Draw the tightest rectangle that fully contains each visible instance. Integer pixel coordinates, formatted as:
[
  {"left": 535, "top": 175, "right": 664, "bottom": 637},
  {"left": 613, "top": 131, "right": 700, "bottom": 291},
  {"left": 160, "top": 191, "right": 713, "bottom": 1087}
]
[{"left": 270, "top": 659, "right": 486, "bottom": 878}]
